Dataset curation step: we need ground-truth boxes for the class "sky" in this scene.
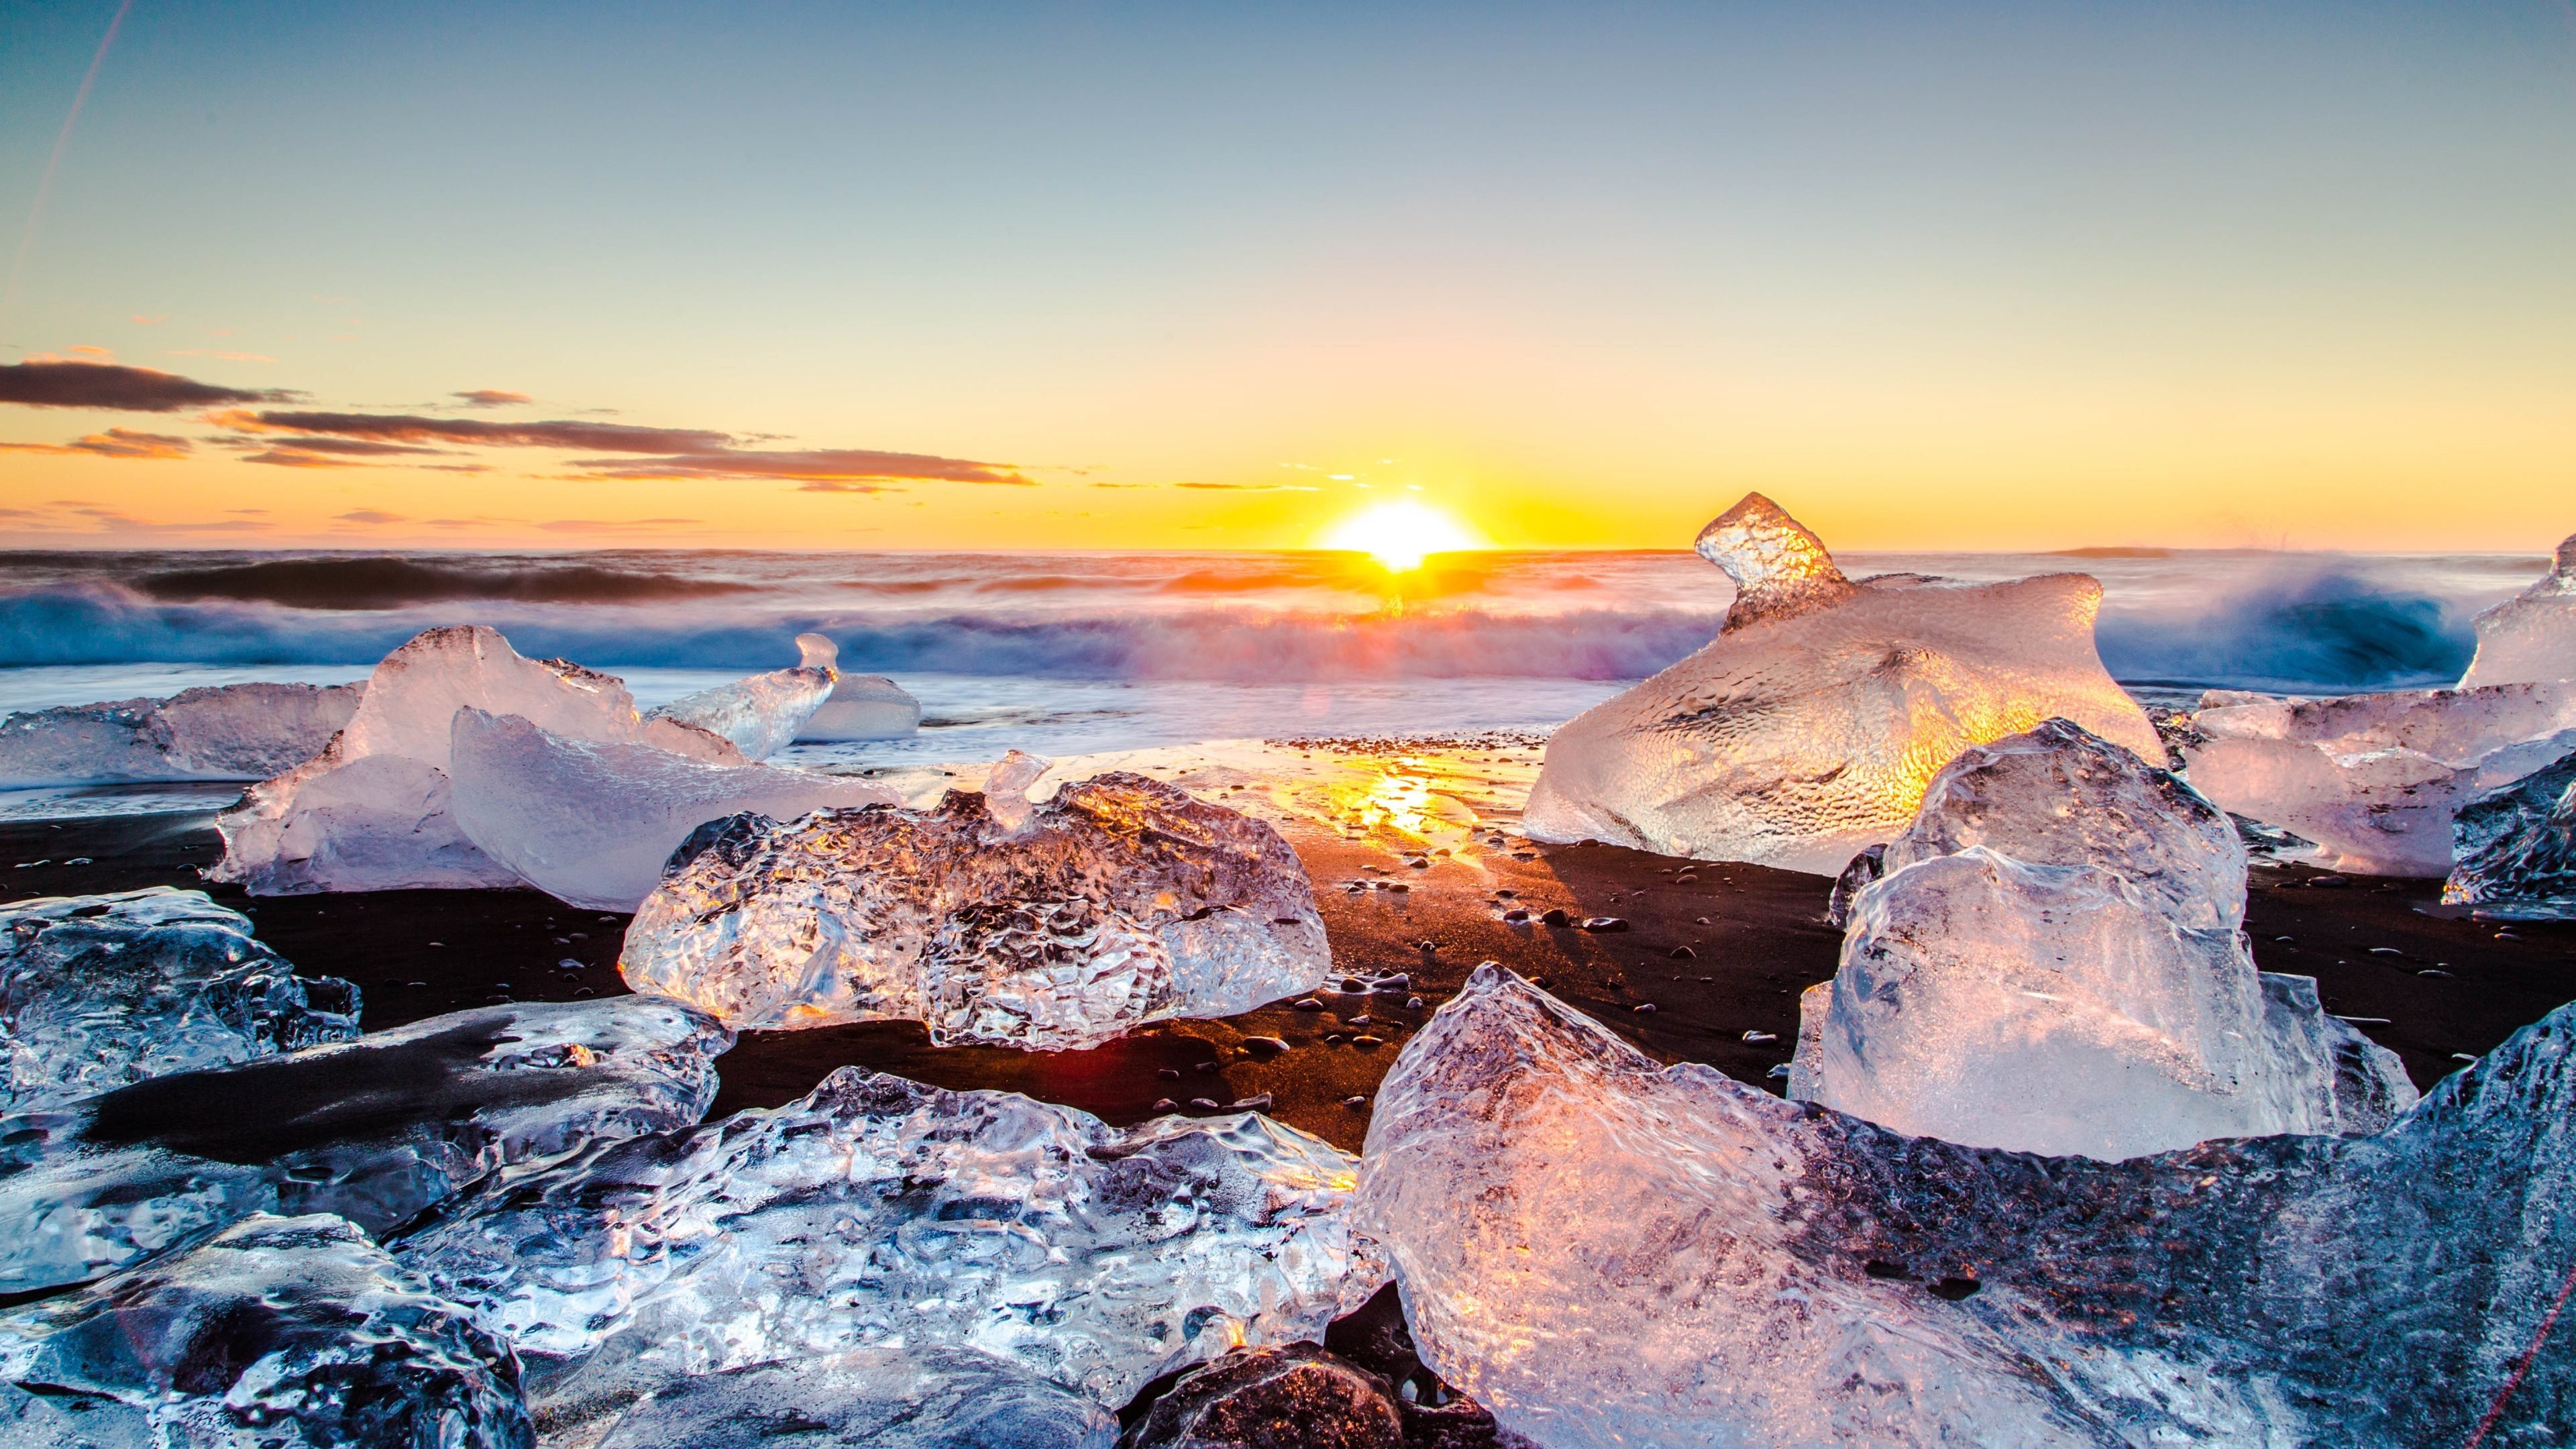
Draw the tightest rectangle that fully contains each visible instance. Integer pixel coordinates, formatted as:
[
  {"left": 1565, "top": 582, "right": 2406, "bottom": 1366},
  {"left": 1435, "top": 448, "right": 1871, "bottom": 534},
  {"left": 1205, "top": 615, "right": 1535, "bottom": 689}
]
[{"left": 1, "top": 1, "right": 2571, "bottom": 554}]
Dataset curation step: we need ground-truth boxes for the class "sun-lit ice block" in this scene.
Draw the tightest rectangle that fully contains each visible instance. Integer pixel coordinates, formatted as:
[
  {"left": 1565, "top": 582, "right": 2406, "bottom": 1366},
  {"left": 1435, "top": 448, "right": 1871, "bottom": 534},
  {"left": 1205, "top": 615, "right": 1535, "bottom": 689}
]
[
  {"left": 447, "top": 706, "right": 901, "bottom": 911},
  {"left": 1357, "top": 965, "right": 2574, "bottom": 1449},
  {"left": 619, "top": 771, "right": 1330, "bottom": 1046},
  {"left": 0, "top": 1213, "right": 529, "bottom": 1449},
  {"left": 1, "top": 887, "right": 359, "bottom": 1116},
  {"left": 0, "top": 681, "right": 360, "bottom": 788},
  {"left": 2445, "top": 747, "right": 2576, "bottom": 920},
  {"left": 1522, "top": 494, "right": 2159, "bottom": 874},
  {"left": 2460, "top": 531, "right": 2576, "bottom": 689},
  {"left": 646, "top": 631, "right": 841, "bottom": 761},
  {"left": 0, "top": 996, "right": 729, "bottom": 1293},
  {"left": 397, "top": 1067, "right": 1382, "bottom": 1428},
  {"left": 796, "top": 665, "right": 923, "bottom": 742},
  {"left": 211, "top": 625, "right": 742, "bottom": 895}
]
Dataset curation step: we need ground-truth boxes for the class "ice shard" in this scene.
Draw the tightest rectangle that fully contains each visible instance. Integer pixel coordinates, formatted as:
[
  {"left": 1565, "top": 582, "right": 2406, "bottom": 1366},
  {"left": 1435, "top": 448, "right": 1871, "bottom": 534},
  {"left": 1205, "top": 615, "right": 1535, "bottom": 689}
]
[
  {"left": 211, "top": 625, "right": 741, "bottom": 895},
  {"left": 645, "top": 631, "right": 841, "bottom": 761},
  {"left": 617, "top": 773, "right": 1330, "bottom": 1046},
  {"left": 1523, "top": 494, "right": 2160, "bottom": 874},
  {"left": 396, "top": 1068, "right": 1381, "bottom": 1424},
  {"left": 567, "top": 1346, "right": 1118, "bottom": 1449},
  {"left": 1, "top": 887, "right": 359, "bottom": 1116},
  {"left": 0, "top": 996, "right": 728, "bottom": 1293},
  {"left": 2461, "top": 531, "right": 2576, "bottom": 689},
  {"left": 0, "top": 681, "right": 359, "bottom": 787},
  {"left": 1358, "top": 965, "right": 2575, "bottom": 1449},
  {"left": 446, "top": 706, "right": 902, "bottom": 911},
  {"left": 0, "top": 1213, "right": 531, "bottom": 1449},
  {"left": 2445, "top": 747, "right": 2576, "bottom": 920},
  {"left": 798, "top": 672, "right": 922, "bottom": 742}
]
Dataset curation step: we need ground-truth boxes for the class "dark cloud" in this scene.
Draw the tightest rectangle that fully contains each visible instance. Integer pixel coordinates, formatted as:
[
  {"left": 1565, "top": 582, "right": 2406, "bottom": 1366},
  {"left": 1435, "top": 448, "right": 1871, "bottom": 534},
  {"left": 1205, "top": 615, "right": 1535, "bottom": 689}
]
[
  {"left": 0, "top": 360, "right": 297, "bottom": 412},
  {"left": 234, "top": 435, "right": 448, "bottom": 457},
  {"left": 224, "top": 411, "right": 733, "bottom": 453},
  {"left": 0, "top": 427, "right": 194, "bottom": 460},
  {"left": 579, "top": 448, "right": 1029, "bottom": 485},
  {"left": 336, "top": 508, "right": 408, "bottom": 525},
  {"left": 453, "top": 389, "right": 532, "bottom": 407}
]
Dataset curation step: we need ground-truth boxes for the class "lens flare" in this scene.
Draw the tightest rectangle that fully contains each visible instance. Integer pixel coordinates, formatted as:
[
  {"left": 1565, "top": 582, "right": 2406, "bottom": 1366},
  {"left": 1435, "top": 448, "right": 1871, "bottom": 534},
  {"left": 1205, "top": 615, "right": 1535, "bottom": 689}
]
[{"left": 1320, "top": 501, "right": 1483, "bottom": 572}]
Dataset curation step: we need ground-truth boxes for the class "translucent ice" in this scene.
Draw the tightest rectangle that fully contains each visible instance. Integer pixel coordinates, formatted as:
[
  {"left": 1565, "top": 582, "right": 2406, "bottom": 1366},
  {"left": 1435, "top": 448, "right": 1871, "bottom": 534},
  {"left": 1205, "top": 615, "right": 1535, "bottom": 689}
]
[
  {"left": 2445, "top": 747, "right": 2576, "bottom": 920},
  {"left": 2461, "top": 532, "right": 2576, "bottom": 688},
  {"left": 1, "top": 887, "right": 359, "bottom": 1116},
  {"left": 645, "top": 631, "right": 840, "bottom": 761},
  {"left": 1358, "top": 965, "right": 2576, "bottom": 1448},
  {"left": 447, "top": 706, "right": 901, "bottom": 911},
  {"left": 569, "top": 1346, "right": 1117, "bottom": 1449},
  {"left": 618, "top": 773, "right": 1330, "bottom": 1046},
  {"left": 0, "top": 996, "right": 729, "bottom": 1293},
  {"left": 798, "top": 667, "right": 923, "bottom": 743},
  {"left": 1524, "top": 494, "right": 2160, "bottom": 873},
  {"left": 0, "top": 682, "right": 358, "bottom": 787},
  {"left": 0, "top": 1213, "right": 529, "bottom": 1449},
  {"left": 983, "top": 748, "right": 1052, "bottom": 833}
]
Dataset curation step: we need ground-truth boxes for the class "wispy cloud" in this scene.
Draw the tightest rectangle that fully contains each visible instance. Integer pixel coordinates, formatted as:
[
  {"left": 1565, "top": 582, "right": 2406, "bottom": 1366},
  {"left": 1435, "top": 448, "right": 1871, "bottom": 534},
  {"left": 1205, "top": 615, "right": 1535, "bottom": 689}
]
[
  {"left": 217, "top": 410, "right": 733, "bottom": 453},
  {"left": 167, "top": 348, "right": 277, "bottom": 364},
  {"left": 537, "top": 517, "right": 702, "bottom": 533},
  {"left": 1172, "top": 480, "right": 1323, "bottom": 491},
  {"left": 130, "top": 314, "right": 164, "bottom": 325},
  {"left": 453, "top": 388, "right": 531, "bottom": 407},
  {"left": 0, "top": 360, "right": 296, "bottom": 412},
  {"left": 239, "top": 447, "right": 367, "bottom": 468},
  {"left": 336, "top": 508, "right": 408, "bottom": 525},
  {"left": 0, "top": 427, "right": 193, "bottom": 460},
  {"left": 579, "top": 447, "right": 1029, "bottom": 485}
]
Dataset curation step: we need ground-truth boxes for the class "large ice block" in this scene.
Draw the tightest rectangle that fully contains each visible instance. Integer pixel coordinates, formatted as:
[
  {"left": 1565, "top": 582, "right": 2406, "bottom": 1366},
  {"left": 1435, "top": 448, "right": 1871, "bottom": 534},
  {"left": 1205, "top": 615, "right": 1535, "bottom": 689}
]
[
  {"left": 447, "top": 707, "right": 901, "bottom": 911},
  {"left": 2461, "top": 531, "right": 2576, "bottom": 688},
  {"left": 646, "top": 631, "right": 840, "bottom": 761},
  {"left": 1357, "top": 965, "right": 2575, "bottom": 1449},
  {"left": 618, "top": 773, "right": 1330, "bottom": 1046},
  {"left": 571, "top": 1346, "right": 1118, "bottom": 1449},
  {"left": 2445, "top": 747, "right": 2576, "bottom": 920},
  {"left": 1, "top": 887, "right": 359, "bottom": 1116},
  {"left": 797, "top": 672, "right": 922, "bottom": 742},
  {"left": 0, "top": 1213, "right": 529, "bottom": 1449},
  {"left": 0, "top": 682, "right": 358, "bottom": 787},
  {"left": 1523, "top": 494, "right": 2159, "bottom": 873},
  {"left": 0, "top": 996, "right": 729, "bottom": 1293}
]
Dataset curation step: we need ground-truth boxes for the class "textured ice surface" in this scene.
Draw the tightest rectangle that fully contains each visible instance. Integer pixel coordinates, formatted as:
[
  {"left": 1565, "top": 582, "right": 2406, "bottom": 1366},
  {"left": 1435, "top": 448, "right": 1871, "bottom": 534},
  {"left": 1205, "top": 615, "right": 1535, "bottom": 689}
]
[
  {"left": 645, "top": 631, "right": 839, "bottom": 761},
  {"left": 397, "top": 1067, "right": 1381, "bottom": 1424},
  {"left": 2184, "top": 681, "right": 2576, "bottom": 875},
  {"left": 0, "top": 682, "right": 358, "bottom": 787},
  {"left": 0, "top": 1212, "right": 530, "bottom": 1449},
  {"left": 620, "top": 773, "right": 1329, "bottom": 1046},
  {"left": 1, "top": 887, "right": 358, "bottom": 1116},
  {"left": 447, "top": 706, "right": 901, "bottom": 911},
  {"left": 1124, "top": 1344, "right": 1404, "bottom": 1449},
  {"left": 798, "top": 668, "right": 923, "bottom": 742},
  {"left": 212, "top": 625, "right": 740, "bottom": 895},
  {"left": 2462, "top": 532, "right": 2576, "bottom": 688},
  {"left": 0, "top": 996, "right": 728, "bottom": 1293},
  {"left": 1525, "top": 494, "right": 2159, "bottom": 873},
  {"left": 568, "top": 1346, "right": 1116, "bottom": 1449},
  {"left": 983, "top": 747, "right": 1052, "bottom": 832},
  {"left": 2445, "top": 747, "right": 2576, "bottom": 920},
  {"left": 1359, "top": 965, "right": 2575, "bottom": 1449}
]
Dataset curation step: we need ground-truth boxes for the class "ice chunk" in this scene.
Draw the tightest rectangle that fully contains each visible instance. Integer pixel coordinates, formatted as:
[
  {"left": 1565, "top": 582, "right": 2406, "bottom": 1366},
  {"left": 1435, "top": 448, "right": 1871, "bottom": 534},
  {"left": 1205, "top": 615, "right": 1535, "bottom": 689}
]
[
  {"left": 2461, "top": 531, "right": 2576, "bottom": 688},
  {"left": 447, "top": 707, "right": 902, "bottom": 911},
  {"left": 797, "top": 666, "right": 923, "bottom": 742},
  {"left": 1124, "top": 1344, "right": 1404, "bottom": 1449},
  {"left": 570, "top": 1346, "right": 1118, "bottom": 1449},
  {"left": 212, "top": 625, "right": 741, "bottom": 895},
  {"left": 396, "top": 1067, "right": 1381, "bottom": 1421},
  {"left": 0, "top": 1213, "right": 529, "bottom": 1449},
  {"left": 645, "top": 631, "right": 840, "bottom": 761},
  {"left": 983, "top": 747, "right": 1052, "bottom": 833},
  {"left": 1525, "top": 494, "right": 2159, "bottom": 873},
  {"left": 2184, "top": 680, "right": 2576, "bottom": 875},
  {"left": 1358, "top": 965, "right": 2576, "bottom": 1448},
  {"left": 618, "top": 773, "right": 1330, "bottom": 1046},
  {"left": 1, "top": 886, "right": 359, "bottom": 1116},
  {"left": 0, "top": 996, "right": 729, "bottom": 1293},
  {"left": 2445, "top": 747, "right": 2576, "bottom": 920},
  {"left": 0, "top": 682, "right": 359, "bottom": 787}
]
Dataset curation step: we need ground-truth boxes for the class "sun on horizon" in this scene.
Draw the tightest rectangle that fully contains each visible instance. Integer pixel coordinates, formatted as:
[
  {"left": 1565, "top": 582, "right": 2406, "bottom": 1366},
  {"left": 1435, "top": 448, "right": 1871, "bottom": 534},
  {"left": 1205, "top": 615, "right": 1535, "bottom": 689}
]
[{"left": 1319, "top": 500, "right": 1486, "bottom": 573}]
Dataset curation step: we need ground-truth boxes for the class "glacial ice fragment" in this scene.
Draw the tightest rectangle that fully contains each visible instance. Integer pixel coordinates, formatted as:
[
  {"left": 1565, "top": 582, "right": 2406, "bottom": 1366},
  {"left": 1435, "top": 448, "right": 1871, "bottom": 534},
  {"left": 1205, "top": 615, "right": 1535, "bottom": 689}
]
[
  {"left": 1524, "top": 494, "right": 2159, "bottom": 873},
  {"left": 797, "top": 658, "right": 923, "bottom": 743},
  {"left": 447, "top": 706, "right": 901, "bottom": 911},
  {"left": 2445, "top": 747, "right": 2576, "bottom": 920},
  {"left": 645, "top": 631, "right": 840, "bottom": 761},
  {"left": 983, "top": 747, "right": 1052, "bottom": 833},
  {"left": 1358, "top": 965, "right": 2576, "bottom": 1448},
  {"left": 1, "top": 887, "right": 359, "bottom": 1116},
  {"left": 2461, "top": 531, "right": 2576, "bottom": 688},
  {"left": 0, "top": 996, "right": 729, "bottom": 1293},
  {"left": 0, "top": 682, "right": 358, "bottom": 787},
  {"left": 619, "top": 773, "right": 1330, "bottom": 1046},
  {"left": 570, "top": 1346, "right": 1117, "bottom": 1449},
  {"left": 1124, "top": 1344, "right": 1405, "bottom": 1449},
  {"left": 0, "top": 1212, "right": 531, "bottom": 1449}
]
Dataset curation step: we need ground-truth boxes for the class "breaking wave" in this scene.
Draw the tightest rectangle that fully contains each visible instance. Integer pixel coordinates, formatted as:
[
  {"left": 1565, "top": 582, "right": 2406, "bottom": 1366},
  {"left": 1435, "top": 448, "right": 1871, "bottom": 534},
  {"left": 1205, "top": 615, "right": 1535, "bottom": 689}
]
[
  {"left": 136, "top": 556, "right": 752, "bottom": 609},
  {"left": 2094, "top": 567, "right": 2474, "bottom": 693}
]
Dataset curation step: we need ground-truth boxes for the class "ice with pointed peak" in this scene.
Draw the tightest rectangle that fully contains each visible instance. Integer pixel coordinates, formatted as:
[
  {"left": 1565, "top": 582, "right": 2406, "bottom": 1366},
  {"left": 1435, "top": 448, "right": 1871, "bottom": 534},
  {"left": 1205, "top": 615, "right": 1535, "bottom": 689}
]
[
  {"left": 0, "top": 1213, "right": 529, "bottom": 1449},
  {"left": 983, "top": 748, "right": 1053, "bottom": 832},
  {"left": 619, "top": 772, "right": 1330, "bottom": 1046},
  {"left": 0, "top": 996, "right": 729, "bottom": 1293},
  {"left": 447, "top": 707, "right": 902, "bottom": 910},
  {"left": 1358, "top": 965, "right": 2575, "bottom": 1448},
  {"left": 0, "top": 682, "right": 359, "bottom": 788},
  {"left": 566, "top": 1346, "right": 1117, "bottom": 1449},
  {"left": 2461, "top": 532, "right": 2576, "bottom": 688},
  {"left": 1524, "top": 494, "right": 2160, "bottom": 873},
  {"left": 798, "top": 669, "right": 923, "bottom": 742},
  {"left": 2445, "top": 747, "right": 2576, "bottom": 920},
  {"left": 2, "top": 887, "right": 359, "bottom": 1116},
  {"left": 645, "top": 632, "right": 841, "bottom": 761}
]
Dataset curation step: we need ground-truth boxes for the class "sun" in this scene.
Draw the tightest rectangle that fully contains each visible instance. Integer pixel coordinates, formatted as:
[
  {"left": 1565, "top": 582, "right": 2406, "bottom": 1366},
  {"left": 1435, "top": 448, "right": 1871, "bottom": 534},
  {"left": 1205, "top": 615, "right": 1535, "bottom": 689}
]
[{"left": 1320, "top": 501, "right": 1483, "bottom": 572}]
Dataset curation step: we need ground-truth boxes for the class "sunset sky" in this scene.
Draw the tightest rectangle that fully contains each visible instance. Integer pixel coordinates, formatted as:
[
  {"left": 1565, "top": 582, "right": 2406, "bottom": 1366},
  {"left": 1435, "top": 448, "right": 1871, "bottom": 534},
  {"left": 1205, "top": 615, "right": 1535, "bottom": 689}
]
[{"left": 3, "top": 2, "right": 2571, "bottom": 553}]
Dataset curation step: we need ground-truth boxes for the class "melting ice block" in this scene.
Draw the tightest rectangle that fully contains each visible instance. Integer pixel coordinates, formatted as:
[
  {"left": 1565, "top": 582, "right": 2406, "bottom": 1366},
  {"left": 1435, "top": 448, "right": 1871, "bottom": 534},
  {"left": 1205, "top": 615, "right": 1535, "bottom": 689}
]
[
  {"left": 0, "top": 996, "right": 729, "bottom": 1293},
  {"left": 396, "top": 1067, "right": 1381, "bottom": 1424},
  {"left": 797, "top": 672, "right": 922, "bottom": 742},
  {"left": 447, "top": 707, "right": 901, "bottom": 911},
  {"left": 0, "top": 1213, "right": 529, "bottom": 1449},
  {"left": 1, "top": 887, "right": 359, "bottom": 1116},
  {"left": 212, "top": 625, "right": 741, "bottom": 895},
  {"left": 581, "top": 1346, "right": 1118, "bottom": 1449},
  {"left": 2445, "top": 747, "right": 2576, "bottom": 920},
  {"left": 2461, "top": 531, "right": 2576, "bottom": 688},
  {"left": 1358, "top": 965, "right": 2575, "bottom": 1449},
  {"left": 0, "top": 681, "right": 358, "bottom": 787},
  {"left": 618, "top": 773, "right": 1330, "bottom": 1046},
  {"left": 646, "top": 631, "right": 841, "bottom": 761},
  {"left": 1523, "top": 494, "right": 2159, "bottom": 873}
]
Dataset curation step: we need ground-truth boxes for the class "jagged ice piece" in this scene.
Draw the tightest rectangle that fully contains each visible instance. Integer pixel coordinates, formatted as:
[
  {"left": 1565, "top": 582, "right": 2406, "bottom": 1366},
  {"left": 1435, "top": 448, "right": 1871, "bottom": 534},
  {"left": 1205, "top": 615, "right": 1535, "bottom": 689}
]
[
  {"left": 2461, "top": 532, "right": 2576, "bottom": 688},
  {"left": 645, "top": 631, "right": 841, "bottom": 761},
  {"left": 0, "top": 681, "right": 359, "bottom": 788},
  {"left": 798, "top": 672, "right": 923, "bottom": 742},
  {"left": 572, "top": 1346, "right": 1118, "bottom": 1449},
  {"left": 2445, "top": 747, "right": 2576, "bottom": 920}
]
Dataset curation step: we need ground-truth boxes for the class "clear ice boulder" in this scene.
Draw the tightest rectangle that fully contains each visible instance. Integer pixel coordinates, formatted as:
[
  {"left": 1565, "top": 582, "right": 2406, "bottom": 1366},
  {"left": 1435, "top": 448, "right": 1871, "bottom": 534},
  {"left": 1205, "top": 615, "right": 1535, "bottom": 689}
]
[
  {"left": 2445, "top": 745, "right": 2576, "bottom": 920},
  {"left": 644, "top": 631, "right": 841, "bottom": 761},
  {"left": 2460, "top": 531, "right": 2576, "bottom": 689},
  {"left": 0, "top": 681, "right": 358, "bottom": 788}
]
